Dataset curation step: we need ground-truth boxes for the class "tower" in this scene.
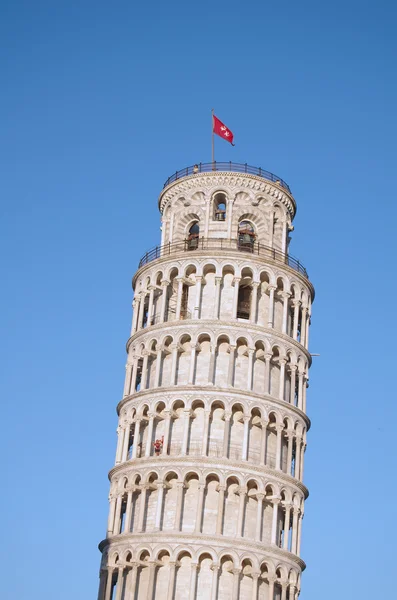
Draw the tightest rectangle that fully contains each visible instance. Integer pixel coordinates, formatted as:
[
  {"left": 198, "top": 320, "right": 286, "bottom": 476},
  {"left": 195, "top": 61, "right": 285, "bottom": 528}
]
[{"left": 98, "top": 162, "right": 314, "bottom": 600}]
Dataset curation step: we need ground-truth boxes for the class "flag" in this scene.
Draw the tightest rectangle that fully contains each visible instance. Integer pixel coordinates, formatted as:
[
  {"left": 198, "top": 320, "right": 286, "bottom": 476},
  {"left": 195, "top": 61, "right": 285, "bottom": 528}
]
[{"left": 213, "top": 115, "right": 235, "bottom": 145}]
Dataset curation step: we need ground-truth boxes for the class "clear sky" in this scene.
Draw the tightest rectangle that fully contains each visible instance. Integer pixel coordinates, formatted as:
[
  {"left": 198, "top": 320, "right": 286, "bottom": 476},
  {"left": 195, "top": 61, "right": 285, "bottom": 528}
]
[{"left": 1, "top": 1, "right": 396, "bottom": 598}]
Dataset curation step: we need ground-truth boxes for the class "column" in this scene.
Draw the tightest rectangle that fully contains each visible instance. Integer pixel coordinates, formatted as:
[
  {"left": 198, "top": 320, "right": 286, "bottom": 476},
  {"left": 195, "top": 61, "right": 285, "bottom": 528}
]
[
  {"left": 260, "top": 420, "right": 268, "bottom": 465},
  {"left": 226, "top": 197, "right": 234, "bottom": 238},
  {"left": 222, "top": 412, "right": 231, "bottom": 458},
  {"left": 281, "top": 292, "right": 290, "bottom": 334},
  {"left": 286, "top": 432, "right": 293, "bottom": 476},
  {"left": 175, "top": 278, "right": 184, "bottom": 319},
  {"left": 146, "top": 564, "right": 155, "bottom": 600},
  {"left": 121, "top": 422, "right": 131, "bottom": 461},
  {"left": 137, "top": 293, "right": 145, "bottom": 330},
  {"left": 107, "top": 496, "right": 116, "bottom": 537},
  {"left": 242, "top": 416, "right": 250, "bottom": 461},
  {"left": 188, "top": 343, "right": 197, "bottom": 384},
  {"left": 115, "top": 426, "right": 124, "bottom": 464},
  {"left": 131, "top": 298, "right": 139, "bottom": 334},
  {"left": 264, "top": 353, "right": 272, "bottom": 394},
  {"left": 300, "top": 307, "right": 308, "bottom": 346},
  {"left": 278, "top": 358, "right": 286, "bottom": 400},
  {"left": 170, "top": 344, "right": 179, "bottom": 385},
  {"left": 216, "top": 485, "right": 225, "bottom": 534},
  {"left": 295, "top": 436, "right": 302, "bottom": 480},
  {"left": 130, "top": 357, "right": 138, "bottom": 394},
  {"left": 115, "top": 567, "right": 124, "bottom": 600},
  {"left": 306, "top": 307, "right": 311, "bottom": 348},
  {"left": 275, "top": 424, "right": 283, "bottom": 470},
  {"left": 113, "top": 495, "right": 122, "bottom": 535},
  {"left": 303, "top": 377, "right": 308, "bottom": 413},
  {"left": 227, "top": 345, "right": 236, "bottom": 386},
  {"left": 247, "top": 348, "right": 254, "bottom": 391},
  {"left": 194, "top": 276, "right": 203, "bottom": 319},
  {"left": 283, "top": 504, "right": 291, "bottom": 550},
  {"left": 255, "top": 493, "right": 264, "bottom": 542},
  {"left": 145, "top": 413, "right": 155, "bottom": 457},
  {"left": 140, "top": 352, "right": 149, "bottom": 390},
  {"left": 210, "top": 565, "right": 219, "bottom": 600},
  {"left": 232, "top": 277, "right": 241, "bottom": 319},
  {"left": 232, "top": 568, "right": 241, "bottom": 600},
  {"left": 300, "top": 441, "right": 306, "bottom": 481},
  {"left": 214, "top": 276, "right": 222, "bottom": 318},
  {"left": 271, "top": 498, "right": 280, "bottom": 544},
  {"left": 131, "top": 420, "right": 141, "bottom": 459},
  {"left": 129, "top": 565, "right": 138, "bottom": 600},
  {"left": 155, "top": 482, "right": 165, "bottom": 530},
  {"left": 268, "top": 210, "right": 274, "bottom": 247},
  {"left": 236, "top": 487, "right": 246, "bottom": 537},
  {"left": 124, "top": 489, "right": 133, "bottom": 533},
  {"left": 123, "top": 363, "right": 133, "bottom": 397},
  {"left": 281, "top": 220, "right": 288, "bottom": 254},
  {"left": 147, "top": 286, "right": 155, "bottom": 325},
  {"left": 97, "top": 569, "right": 107, "bottom": 600},
  {"left": 267, "top": 286, "right": 276, "bottom": 328},
  {"left": 251, "top": 572, "right": 259, "bottom": 600},
  {"left": 162, "top": 411, "right": 171, "bottom": 455},
  {"left": 181, "top": 409, "right": 191, "bottom": 455},
  {"left": 297, "top": 371, "right": 304, "bottom": 410},
  {"left": 174, "top": 481, "right": 184, "bottom": 530},
  {"left": 137, "top": 485, "right": 147, "bottom": 532},
  {"left": 206, "top": 344, "right": 215, "bottom": 386},
  {"left": 292, "top": 300, "right": 300, "bottom": 340},
  {"left": 289, "top": 365, "right": 297, "bottom": 405},
  {"left": 154, "top": 348, "right": 163, "bottom": 387},
  {"left": 250, "top": 282, "right": 259, "bottom": 323},
  {"left": 167, "top": 563, "right": 176, "bottom": 600},
  {"left": 291, "top": 508, "right": 300, "bottom": 554},
  {"left": 104, "top": 568, "right": 114, "bottom": 600},
  {"left": 189, "top": 563, "right": 198, "bottom": 599},
  {"left": 160, "top": 280, "right": 169, "bottom": 323},
  {"left": 297, "top": 512, "right": 303, "bottom": 556},
  {"left": 194, "top": 483, "right": 205, "bottom": 533},
  {"left": 201, "top": 410, "right": 210, "bottom": 456},
  {"left": 268, "top": 578, "right": 275, "bottom": 600},
  {"left": 281, "top": 583, "right": 288, "bottom": 600},
  {"left": 289, "top": 585, "right": 297, "bottom": 600}
]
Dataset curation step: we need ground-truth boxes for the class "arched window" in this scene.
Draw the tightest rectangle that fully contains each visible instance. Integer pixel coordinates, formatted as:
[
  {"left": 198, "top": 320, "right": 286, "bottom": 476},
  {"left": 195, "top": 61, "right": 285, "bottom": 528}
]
[
  {"left": 238, "top": 220, "right": 255, "bottom": 252},
  {"left": 213, "top": 193, "right": 227, "bottom": 221},
  {"left": 237, "top": 285, "right": 251, "bottom": 319},
  {"left": 187, "top": 222, "right": 200, "bottom": 250}
]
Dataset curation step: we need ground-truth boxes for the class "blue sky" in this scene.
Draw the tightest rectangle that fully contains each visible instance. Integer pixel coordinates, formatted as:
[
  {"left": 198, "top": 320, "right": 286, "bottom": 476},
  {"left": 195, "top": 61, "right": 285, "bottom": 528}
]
[{"left": 1, "top": 1, "right": 396, "bottom": 598}]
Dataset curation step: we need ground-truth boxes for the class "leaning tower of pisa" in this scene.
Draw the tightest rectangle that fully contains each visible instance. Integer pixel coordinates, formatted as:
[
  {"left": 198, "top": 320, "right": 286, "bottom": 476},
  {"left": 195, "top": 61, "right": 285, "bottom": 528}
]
[{"left": 97, "top": 162, "right": 314, "bottom": 600}]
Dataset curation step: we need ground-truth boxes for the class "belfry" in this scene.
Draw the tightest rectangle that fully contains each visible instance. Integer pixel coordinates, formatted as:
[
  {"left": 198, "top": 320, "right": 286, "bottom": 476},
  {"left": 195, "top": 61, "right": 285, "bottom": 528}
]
[{"left": 97, "top": 162, "right": 314, "bottom": 600}]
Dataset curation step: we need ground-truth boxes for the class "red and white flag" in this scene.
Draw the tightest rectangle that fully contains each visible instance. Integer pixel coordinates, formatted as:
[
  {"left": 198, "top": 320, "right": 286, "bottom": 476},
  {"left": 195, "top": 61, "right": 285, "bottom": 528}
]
[{"left": 213, "top": 114, "right": 235, "bottom": 145}]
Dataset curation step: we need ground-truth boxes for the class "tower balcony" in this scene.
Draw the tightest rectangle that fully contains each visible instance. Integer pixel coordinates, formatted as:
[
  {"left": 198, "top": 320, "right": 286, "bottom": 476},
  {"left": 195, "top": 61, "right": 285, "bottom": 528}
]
[
  {"left": 163, "top": 161, "right": 291, "bottom": 193},
  {"left": 138, "top": 237, "right": 308, "bottom": 278}
]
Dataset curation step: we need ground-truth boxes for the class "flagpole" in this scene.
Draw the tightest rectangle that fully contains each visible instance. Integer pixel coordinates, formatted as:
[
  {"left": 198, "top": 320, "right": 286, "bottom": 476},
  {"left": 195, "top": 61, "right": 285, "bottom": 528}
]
[{"left": 211, "top": 108, "right": 215, "bottom": 167}]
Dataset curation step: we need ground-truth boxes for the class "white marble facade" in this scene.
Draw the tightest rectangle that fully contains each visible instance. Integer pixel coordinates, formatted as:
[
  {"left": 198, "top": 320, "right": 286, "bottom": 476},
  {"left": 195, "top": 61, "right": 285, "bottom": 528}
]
[{"left": 98, "top": 167, "right": 314, "bottom": 600}]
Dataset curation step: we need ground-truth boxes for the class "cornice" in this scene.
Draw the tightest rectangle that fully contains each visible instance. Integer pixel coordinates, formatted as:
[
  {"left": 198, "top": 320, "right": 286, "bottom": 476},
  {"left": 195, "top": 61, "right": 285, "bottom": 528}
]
[
  {"left": 158, "top": 172, "right": 296, "bottom": 219},
  {"left": 117, "top": 385, "right": 311, "bottom": 430},
  {"left": 126, "top": 319, "right": 312, "bottom": 365},
  {"left": 107, "top": 455, "right": 309, "bottom": 499},
  {"left": 99, "top": 531, "right": 306, "bottom": 571}
]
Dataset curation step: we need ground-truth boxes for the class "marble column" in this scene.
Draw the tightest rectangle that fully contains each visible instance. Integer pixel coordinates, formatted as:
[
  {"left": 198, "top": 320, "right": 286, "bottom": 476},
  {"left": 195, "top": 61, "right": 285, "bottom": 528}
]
[
  {"left": 131, "top": 420, "right": 141, "bottom": 459},
  {"left": 188, "top": 343, "right": 197, "bottom": 384},
  {"left": 222, "top": 412, "right": 231, "bottom": 458},
  {"left": 247, "top": 348, "right": 255, "bottom": 391},
  {"left": 214, "top": 276, "right": 222, "bottom": 319},
  {"left": 160, "top": 280, "right": 169, "bottom": 323},
  {"left": 155, "top": 482, "right": 164, "bottom": 530},
  {"left": 271, "top": 498, "right": 280, "bottom": 544},
  {"left": 250, "top": 282, "right": 259, "bottom": 323},
  {"left": 283, "top": 504, "right": 291, "bottom": 551},
  {"left": 174, "top": 481, "right": 184, "bottom": 531},
  {"left": 281, "top": 292, "right": 291, "bottom": 334},
  {"left": 232, "top": 277, "right": 241, "bottom": 319},
  {"left": 267, "top": 286, "right": 276, "bottom": 328},
  {"left": 145, "top": 413, "right": 155, "bottom": 457},
  {"left": 216, "top": 485, "right": 225, "bottom": 534},
  {"left": 154, "top": 348, "right": 163, "bottom": 387},
  {"left": 167, "top": 563, "right": 176, "bottom": 600},
  {"left": 228, "top": 345, "right": 236, "bottom": 387},
  {"left": 194, "top": 276, "right": 203, "bottom": 319},
  {"left": 236, "top": 488, "right": 246, "bottom": 537},
  {"left": 255, "top": 493, "right": 264, "bottom": 541},
  {"left": 242, "top": 416, "right": 250, "bottom": 461},
  {"left": 194, "top": 483, "right": 205, "bottom": 533}
]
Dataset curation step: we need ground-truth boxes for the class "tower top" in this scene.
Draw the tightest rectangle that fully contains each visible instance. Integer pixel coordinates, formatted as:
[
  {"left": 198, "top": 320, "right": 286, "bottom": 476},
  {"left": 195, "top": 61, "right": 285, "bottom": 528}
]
[{"left": 159, "top": 161, "right": 296, "bottom": 219}]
